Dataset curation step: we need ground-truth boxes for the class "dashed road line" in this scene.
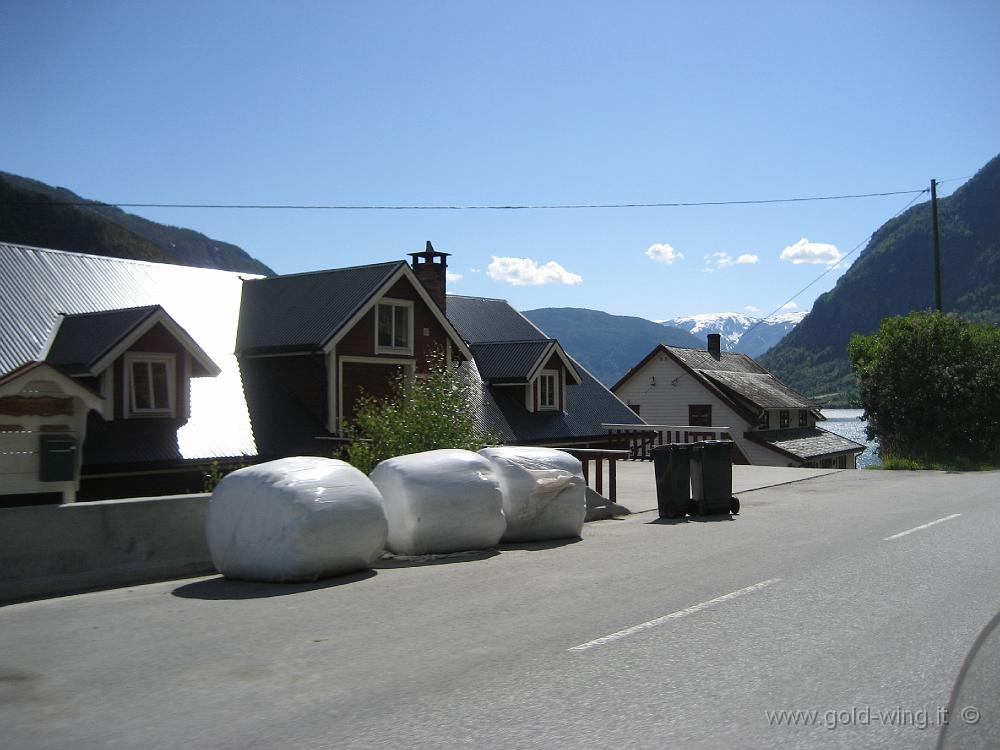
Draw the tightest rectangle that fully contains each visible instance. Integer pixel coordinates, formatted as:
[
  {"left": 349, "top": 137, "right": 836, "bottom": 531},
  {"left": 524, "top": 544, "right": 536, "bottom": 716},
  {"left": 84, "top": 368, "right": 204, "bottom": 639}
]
[
  {"left": 883, "top": 513, "right": 961, "bottom": 541},
  {"left": 568, "top": 578, "right": 781, "bottom": 652}
]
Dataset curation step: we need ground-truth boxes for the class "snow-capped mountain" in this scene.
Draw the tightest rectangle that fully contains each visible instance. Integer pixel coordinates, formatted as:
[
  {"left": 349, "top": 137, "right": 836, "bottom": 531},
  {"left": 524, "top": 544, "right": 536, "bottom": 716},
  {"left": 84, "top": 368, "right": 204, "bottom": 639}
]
[{"left": 660, "top": 311, "right": 808, "bottom": 358}]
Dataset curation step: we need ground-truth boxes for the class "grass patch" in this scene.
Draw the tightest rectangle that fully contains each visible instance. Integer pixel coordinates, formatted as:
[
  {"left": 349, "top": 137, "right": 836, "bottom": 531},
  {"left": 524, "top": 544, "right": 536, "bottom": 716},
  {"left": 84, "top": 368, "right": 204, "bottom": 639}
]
[{"left": 870, "top": 453, "right": 1000, "bottom": 471}]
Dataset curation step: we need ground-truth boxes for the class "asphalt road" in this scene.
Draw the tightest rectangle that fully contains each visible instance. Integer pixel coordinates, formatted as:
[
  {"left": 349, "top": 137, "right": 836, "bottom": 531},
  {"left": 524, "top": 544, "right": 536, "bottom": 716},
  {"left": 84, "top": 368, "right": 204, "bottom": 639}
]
[{"left": 2, "top": 469, "right": 998, "bottom": 749}]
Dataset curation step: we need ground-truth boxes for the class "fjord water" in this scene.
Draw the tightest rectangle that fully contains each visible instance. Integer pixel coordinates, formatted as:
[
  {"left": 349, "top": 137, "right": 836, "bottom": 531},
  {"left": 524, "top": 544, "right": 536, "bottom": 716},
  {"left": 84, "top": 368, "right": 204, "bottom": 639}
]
[{"left": 821, "top": 409, "right": 880, "bottom": 468}]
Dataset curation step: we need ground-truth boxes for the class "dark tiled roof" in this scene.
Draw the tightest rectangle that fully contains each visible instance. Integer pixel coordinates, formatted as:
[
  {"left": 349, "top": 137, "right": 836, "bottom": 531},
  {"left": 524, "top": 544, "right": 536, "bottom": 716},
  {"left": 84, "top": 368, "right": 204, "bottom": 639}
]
[
  {"left": 447, "top": 295, "right": 546, "bottom": 343},
  {"left": 701, "top": 370, "right": 817, "bottom": 410},
  {"left": 46, "top": 306, "right": 159, "bottom": 375},
  {"left": 469, "top": 340, "right": 554, "bottom": 383},
  {"left": 746, "top": 427, "right": 865, "bottom": 461},
  {"left": 669, "top": 347, "right": 769, "bottom": 374},
  {"left": 449, "top": 296, "right": 644, "bottom": 443},
  {"left": 237, "top": 262, "right": 404, "bottom": 354}
]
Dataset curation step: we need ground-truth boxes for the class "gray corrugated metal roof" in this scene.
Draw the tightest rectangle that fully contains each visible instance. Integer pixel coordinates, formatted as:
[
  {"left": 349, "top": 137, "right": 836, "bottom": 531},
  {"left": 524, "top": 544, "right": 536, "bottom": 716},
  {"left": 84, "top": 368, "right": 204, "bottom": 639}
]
[
  {"left": 0, "top": 242, "right": 259, "bottom": 461},
  {"left": 46, "top": 306, "right": 159, "bottom": 374},
  {"left": 447, "top": 295, "right": 547, "bottom": 343},
  {"left": 469, "top": 340, "right": 553, "bottom": 383},
  {"left": 237, "top": 262, "right": 403, "bottom": 354},
  {"left": 701, "top": 370, "right": 817, "bottom": 410},
  {"left": 746, "top": 427, "right": 866, "bottom": 461}
]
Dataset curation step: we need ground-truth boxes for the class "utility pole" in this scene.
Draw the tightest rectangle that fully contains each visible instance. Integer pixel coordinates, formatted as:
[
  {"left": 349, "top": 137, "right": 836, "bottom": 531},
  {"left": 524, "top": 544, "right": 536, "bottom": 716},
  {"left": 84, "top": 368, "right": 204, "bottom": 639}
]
[{"left": 931, "top": 178, "right": 942, "bottom": 312}]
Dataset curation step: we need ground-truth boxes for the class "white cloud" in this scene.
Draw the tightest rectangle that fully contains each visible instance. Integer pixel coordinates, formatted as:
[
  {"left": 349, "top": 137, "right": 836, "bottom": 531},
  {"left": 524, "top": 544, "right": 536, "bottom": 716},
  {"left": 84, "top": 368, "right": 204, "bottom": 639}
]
[
  {"left": 704, "top": 252, "right": 734, "bottom": 271},
  {"left": 469, "top": 267, "right": 481, "bottom": 273},
  {"left": 782, "top": 302, "right": 799, "bottom": 310},
  {"left": 736, "top": 254, "right": 759, "bottom": 265},
  {"left": 487, "top": 256, "right": 583, "bottom": 286},
  {"left": 779, "top": 237, "right": 844, "bottom": 266},
  {"left": 445, "top": 272, "right": 463, "bottom": 282},
  {"left": 745, "top": 305, "right": 761, "bottom": 313},
  {"left": 646, "top": 243, "right": 684, "bottom": 265}
]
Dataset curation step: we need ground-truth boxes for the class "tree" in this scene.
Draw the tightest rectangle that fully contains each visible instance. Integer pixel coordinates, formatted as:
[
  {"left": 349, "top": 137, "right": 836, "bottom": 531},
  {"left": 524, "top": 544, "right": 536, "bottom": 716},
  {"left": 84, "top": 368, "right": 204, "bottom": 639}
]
[
  {"left": 344, "top": 352, "right": 497, "bottom": 474},
  {"left": 848, "top": 311, "right": 1000, "bottom": 464}
]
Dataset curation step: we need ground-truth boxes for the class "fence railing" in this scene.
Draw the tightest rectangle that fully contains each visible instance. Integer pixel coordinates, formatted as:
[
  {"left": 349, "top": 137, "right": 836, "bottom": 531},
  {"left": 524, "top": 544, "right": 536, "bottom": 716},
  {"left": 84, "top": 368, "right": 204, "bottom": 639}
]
[
  {"left": 554, "top": 448, "right": 631, "bottom": 502},
  {"left": 602, "top": 424, "right": 734, "bottom": 461}
]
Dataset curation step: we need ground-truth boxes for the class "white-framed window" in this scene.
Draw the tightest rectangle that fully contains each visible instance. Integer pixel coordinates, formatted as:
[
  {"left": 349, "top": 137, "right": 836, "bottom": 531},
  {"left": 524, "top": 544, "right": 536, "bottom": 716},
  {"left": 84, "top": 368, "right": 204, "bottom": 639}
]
[
  {"left": 125, "top": 353, "right": 175, "bottom": 417},
  {"left": 376, "top": 299, "right": 414, "bottom": 355},
  {"left": 538, "top": 370, "right": 558, "bottom": 411}
]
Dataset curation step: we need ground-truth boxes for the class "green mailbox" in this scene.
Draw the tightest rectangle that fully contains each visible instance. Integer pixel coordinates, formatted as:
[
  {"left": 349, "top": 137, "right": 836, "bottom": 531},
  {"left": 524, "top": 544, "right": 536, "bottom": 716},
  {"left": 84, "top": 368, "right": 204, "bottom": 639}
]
[{"left": 39, "top": 433, "right": 77, "bottom": 482}]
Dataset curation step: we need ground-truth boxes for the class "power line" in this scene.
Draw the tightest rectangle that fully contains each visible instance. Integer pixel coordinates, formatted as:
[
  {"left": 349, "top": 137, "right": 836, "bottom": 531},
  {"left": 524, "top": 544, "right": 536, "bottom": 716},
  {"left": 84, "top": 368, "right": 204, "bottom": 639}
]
[
  {"left": 741, "top": 188, "right": 930, "bottom": 340},
  {"left": 2, "top": 188, "right": 927, "bottom": 211}
]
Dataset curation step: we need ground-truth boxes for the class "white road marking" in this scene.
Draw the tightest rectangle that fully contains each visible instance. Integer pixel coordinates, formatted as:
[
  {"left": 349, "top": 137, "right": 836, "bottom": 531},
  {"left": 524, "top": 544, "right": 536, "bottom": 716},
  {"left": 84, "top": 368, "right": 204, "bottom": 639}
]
[
  {"left": 883, "top": 513, "right": 961, "bottom": 541},
  {"left": 568, "top": 578, "right": 781, "bottom": 652}
]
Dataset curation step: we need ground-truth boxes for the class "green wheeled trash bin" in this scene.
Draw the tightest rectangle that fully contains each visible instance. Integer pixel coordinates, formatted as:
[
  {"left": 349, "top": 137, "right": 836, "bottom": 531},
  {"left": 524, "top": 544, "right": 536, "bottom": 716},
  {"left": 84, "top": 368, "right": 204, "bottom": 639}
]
[
  {"left": 690, "top": 440, "right": 740, "bottom": 516},
  {"left": 651, "top": 443, "right": 695, "bottom": 519}
]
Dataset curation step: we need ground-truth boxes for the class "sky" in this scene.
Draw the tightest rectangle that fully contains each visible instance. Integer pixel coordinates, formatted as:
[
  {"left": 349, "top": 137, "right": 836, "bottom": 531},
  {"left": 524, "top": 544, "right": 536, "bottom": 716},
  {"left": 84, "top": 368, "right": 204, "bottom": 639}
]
[{"left": 3, "top": 1, "right": 999, "bottom": 321}]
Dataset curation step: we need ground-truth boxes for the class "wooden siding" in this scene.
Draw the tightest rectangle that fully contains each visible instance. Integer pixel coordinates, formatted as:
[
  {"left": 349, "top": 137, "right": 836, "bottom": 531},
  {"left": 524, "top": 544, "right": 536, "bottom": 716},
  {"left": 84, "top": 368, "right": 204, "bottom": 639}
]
[{"left": 614, "top": 351, "right": 788, "bottom": 465}]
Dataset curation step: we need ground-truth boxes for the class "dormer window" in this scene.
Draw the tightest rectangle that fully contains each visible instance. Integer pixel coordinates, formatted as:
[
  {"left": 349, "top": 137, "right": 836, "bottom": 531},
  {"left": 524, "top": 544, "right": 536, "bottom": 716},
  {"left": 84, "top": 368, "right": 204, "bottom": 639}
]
[
  {"left": 538, "top": 370, "right": 558, "bottom": 411},
  {"left": 126, "top": 353, "right": 175, "bottom": 417},
  {"left": 376, "top": 300, "right": 413, "bottom": 354}
]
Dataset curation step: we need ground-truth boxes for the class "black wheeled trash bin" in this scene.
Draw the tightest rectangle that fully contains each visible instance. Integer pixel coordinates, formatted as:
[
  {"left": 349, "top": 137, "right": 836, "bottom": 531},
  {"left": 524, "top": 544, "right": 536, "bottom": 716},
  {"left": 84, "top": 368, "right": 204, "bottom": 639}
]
[
  {"left": 690, "top": 440, "right": 740, "bottom": 515},
  {"left": 651, "top": 443, "right": 695, "bottom": 518}
]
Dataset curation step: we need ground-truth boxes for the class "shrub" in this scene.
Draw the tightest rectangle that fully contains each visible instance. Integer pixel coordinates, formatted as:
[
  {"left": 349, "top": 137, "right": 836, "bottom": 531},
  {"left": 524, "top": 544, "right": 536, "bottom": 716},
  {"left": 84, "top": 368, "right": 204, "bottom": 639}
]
[
  {"left": 344, "top": 352, "right": 497, "bottom": 474},
  {"left": 848, "top": 311, "right": 1000, "bottom": 464}
]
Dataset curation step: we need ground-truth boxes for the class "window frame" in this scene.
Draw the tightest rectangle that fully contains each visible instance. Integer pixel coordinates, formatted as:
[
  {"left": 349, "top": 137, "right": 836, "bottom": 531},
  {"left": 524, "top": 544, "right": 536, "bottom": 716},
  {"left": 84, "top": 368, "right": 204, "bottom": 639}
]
[
  {"left": 538, "top": 369, "right": 559, "bottom": 411},
  {"left": 758, "top": 410, "right": 770, "bottom": 429},
  {"left": 124, "top": 352, "right": 176, "bottom": 418},
  {"left": 689, "top": 404, "right": 712, "bottom": 427},
  {"left": 375, "top": 298, "right": 414, "bottom": 356},
  {"left": 798, "top": 409, "right": 809, "bottom": 427},
  {"left": 779, "top": 409, "right": 790, "bottom": 429}
]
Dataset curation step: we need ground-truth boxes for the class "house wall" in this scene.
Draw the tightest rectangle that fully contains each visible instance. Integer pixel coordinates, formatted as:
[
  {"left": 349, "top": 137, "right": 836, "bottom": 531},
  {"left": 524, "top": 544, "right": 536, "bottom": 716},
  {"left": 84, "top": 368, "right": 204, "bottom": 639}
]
[
  {"left": 111, "top": 323, "right": 189, "bottom": 420},
  {"left": 0, "top": 377, "right": 93, "bottom": 502},
  {"left": 338, "top": 278, "right": 452, "bottom": 367},
  {"left": 614, "top": 352, "right": 789, "bottom": 466}
]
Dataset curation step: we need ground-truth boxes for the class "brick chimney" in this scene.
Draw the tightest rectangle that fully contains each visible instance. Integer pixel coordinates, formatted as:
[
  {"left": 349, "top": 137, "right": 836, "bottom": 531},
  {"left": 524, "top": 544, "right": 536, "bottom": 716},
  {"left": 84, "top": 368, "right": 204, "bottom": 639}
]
[
  {"left": 408, "top": 241, "right": 450, "bottom": 312},
  {"left": 707, "top": 333, "right": 721, "bottom": 360}
]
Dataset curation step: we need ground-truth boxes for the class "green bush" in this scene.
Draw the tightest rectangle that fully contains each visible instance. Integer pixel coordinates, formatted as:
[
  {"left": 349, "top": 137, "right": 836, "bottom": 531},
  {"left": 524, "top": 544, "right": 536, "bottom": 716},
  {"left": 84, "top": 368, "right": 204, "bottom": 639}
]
[
  {"left": 849, "top": 311, "right": 1000, "bottom": 464},
  {"left": 344, "top": 352, "right": 497, "bottom": 475}
]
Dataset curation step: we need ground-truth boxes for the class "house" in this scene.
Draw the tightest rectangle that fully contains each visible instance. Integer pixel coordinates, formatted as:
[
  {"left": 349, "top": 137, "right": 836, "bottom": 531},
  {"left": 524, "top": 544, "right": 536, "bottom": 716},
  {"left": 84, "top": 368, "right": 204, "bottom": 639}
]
[
  {"left": 0, "top": 242, "right": 259, "bottom": 504},
  {"left": 446, "top": 294, "right": 645, "bottom": 446},
  {"left": 0, "top": 241, "right": 643, "bottom": 504},
  {"left": 234, "top": 244, "right": 474, "bottom": 455},
  {"left": 612, "top": 334, "right": 864, "bottom": 468}
]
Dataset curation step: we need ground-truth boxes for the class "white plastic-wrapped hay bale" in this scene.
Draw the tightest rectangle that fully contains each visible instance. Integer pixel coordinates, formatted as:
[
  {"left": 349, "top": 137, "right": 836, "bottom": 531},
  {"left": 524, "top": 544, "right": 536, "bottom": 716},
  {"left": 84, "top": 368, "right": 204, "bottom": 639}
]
[
  {"left": 369, "top": 449, "right": 506, "bottom": 555},
  {"left": 478, "top": 446, "right": 586, "bottom": 542},
  {"left": 206, "top": 456, "right": 388, "bottom": 582}
]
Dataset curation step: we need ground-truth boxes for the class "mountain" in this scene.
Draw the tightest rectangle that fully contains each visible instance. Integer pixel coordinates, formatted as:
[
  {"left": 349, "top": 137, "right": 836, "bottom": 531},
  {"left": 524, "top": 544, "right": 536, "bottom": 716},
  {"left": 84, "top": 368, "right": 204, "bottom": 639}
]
[
  {"left": 0, "top": 171, "right": 274, "bottom": 275},
  {"left": 521, "top": 307, "right": 704, "bottom": 387},
  {"left": 660, "top": 311, "right": 807, "bottom": 358},
  {"left": 760, "top": 153, "right": 1000, "bottom": 406}
]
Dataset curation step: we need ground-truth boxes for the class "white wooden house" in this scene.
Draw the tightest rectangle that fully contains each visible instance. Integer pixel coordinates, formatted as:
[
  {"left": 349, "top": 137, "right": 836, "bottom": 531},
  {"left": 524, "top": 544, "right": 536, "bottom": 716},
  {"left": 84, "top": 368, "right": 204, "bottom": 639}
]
[{"left": 612, "top": 334, "right": 864, "bottom": 468}]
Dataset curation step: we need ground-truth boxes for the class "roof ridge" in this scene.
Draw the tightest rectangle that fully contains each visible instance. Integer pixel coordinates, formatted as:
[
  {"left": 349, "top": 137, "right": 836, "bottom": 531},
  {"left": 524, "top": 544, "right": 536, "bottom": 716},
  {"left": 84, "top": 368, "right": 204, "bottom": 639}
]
[
  {"left": 244, "top": 260, "right": 403, "bottom": 283},
  {"left": 446, "top": 293, "right": 508, "bottom": 302},
  {"left": 0, "top": 241, "right": 257, "bottom": 277},
  {"left": 58, "top": 304, "right": 160, "bottom": 319},
  {"left": 471, "top": 338, "right": 553, "bottom": 346}
]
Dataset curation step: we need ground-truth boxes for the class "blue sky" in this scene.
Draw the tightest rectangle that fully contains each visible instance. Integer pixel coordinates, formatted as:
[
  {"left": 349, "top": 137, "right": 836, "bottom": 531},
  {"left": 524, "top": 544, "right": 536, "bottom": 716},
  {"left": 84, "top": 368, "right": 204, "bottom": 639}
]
[{"left": 3, "top": 1, "right": 998, "bottom": 320}]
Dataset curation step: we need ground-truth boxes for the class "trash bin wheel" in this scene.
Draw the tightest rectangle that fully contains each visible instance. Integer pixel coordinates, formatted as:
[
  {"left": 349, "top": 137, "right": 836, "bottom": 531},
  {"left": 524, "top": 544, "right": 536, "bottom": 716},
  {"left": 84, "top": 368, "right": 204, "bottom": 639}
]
[{"left": 730, "top": 497, "right": 740, "bottom": 515}]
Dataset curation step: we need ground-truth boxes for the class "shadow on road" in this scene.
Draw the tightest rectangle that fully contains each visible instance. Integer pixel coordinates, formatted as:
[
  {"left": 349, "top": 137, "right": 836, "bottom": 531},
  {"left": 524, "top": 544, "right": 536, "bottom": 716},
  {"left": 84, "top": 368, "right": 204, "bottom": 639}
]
[
  {"left": 374, "top": 549, "right": 500, "bottom": 569},
  {"left": 171, "top": 569, "right": 377, "bottom": 600},
  {"left": 646, "top": 514, "right": 735, "bottom": 525},
  {"left": 500, "top": 537, "right": 582, "bottom": 552}
]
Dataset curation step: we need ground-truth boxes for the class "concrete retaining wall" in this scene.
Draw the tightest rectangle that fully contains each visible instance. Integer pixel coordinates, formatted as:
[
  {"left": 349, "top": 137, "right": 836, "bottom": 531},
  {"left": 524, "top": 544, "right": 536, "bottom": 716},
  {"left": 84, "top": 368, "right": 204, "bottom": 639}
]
[{"left": 0, "top": 493, "right": 216, "bottom": 604}]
